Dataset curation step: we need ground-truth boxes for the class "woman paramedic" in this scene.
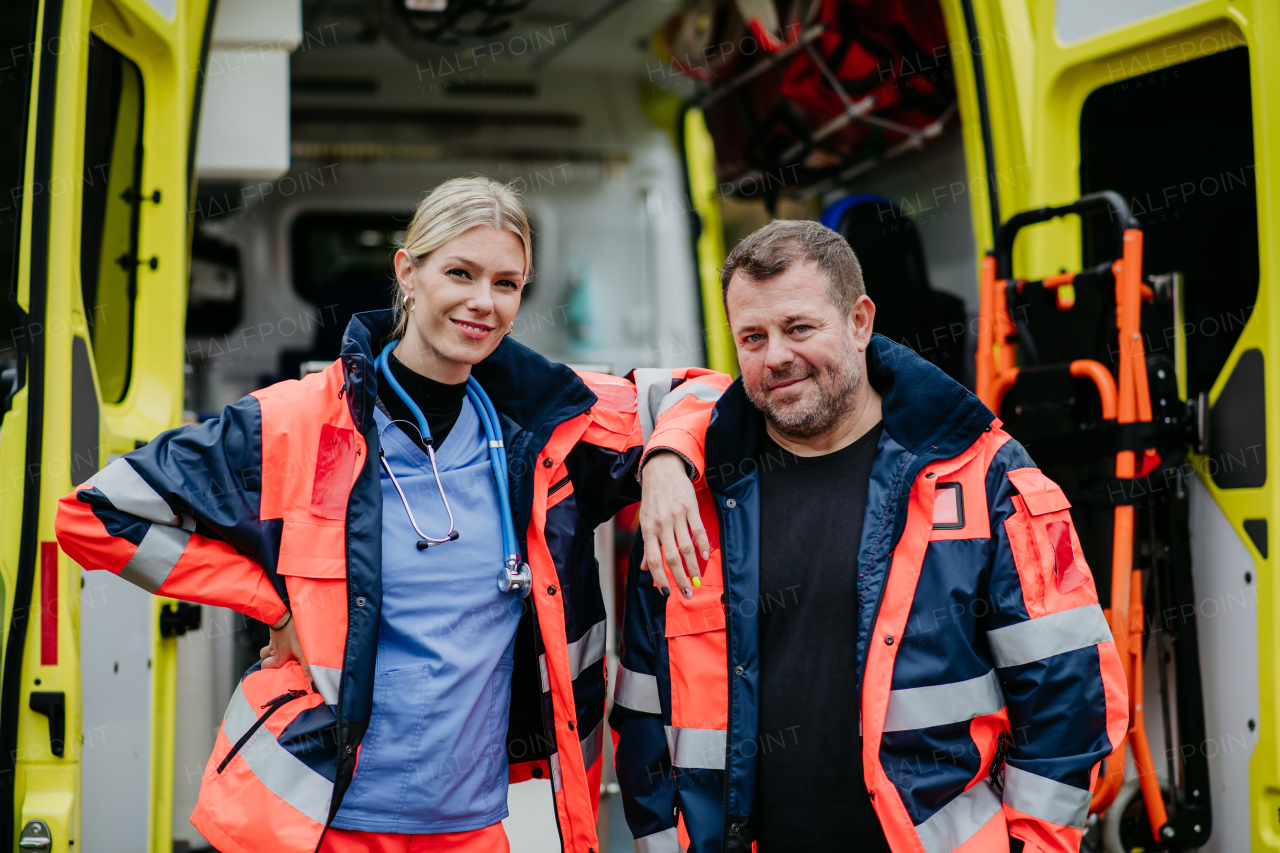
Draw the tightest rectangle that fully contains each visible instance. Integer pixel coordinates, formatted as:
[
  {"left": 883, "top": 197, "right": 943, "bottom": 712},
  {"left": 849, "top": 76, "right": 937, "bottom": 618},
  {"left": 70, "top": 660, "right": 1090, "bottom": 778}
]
[{"left": 55, "top": 177, "right": 712, "bottom": 853}]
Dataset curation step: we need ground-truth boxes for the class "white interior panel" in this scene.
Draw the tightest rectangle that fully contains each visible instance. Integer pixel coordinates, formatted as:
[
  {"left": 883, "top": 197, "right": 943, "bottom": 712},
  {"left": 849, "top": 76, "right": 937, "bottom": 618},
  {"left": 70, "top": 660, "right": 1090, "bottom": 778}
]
[
  {"left": 1055, "top": 0, "right": 1205, "bottom": 45},
  {"left": 80, "top": 569, "right": 153, "bottom": 853},
  {"left": 504, "top": 779, "right": 562, "bottom": 852},
  {"left": 1187, "top": 475, "right": 1259, "bottom": 852},
  {"left": 195, "top": 0, "right": 302, "bottom": 180}
]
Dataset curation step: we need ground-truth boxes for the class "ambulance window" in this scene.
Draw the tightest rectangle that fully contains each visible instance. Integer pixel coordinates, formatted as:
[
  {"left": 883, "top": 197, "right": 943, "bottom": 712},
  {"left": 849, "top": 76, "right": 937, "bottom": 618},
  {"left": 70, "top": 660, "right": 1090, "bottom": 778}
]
[
  {"left": 0, "top": 0, "right": 39, "bottom": 402},
  {"left": 80, "top": 36, "right": 145, "bottom": 404},
  {"left": 290, "top": 212, "right": 407, "bottom": 310},
  {"left": 1079, "top": 47, "right": 1257, "bottom": 399}
]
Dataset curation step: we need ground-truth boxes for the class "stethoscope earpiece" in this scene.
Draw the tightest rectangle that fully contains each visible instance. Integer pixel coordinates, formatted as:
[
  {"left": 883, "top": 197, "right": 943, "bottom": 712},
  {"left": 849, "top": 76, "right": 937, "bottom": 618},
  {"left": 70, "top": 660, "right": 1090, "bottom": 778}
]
[{"left": 417, "top": 530, "right": 461, "bottom": 550}]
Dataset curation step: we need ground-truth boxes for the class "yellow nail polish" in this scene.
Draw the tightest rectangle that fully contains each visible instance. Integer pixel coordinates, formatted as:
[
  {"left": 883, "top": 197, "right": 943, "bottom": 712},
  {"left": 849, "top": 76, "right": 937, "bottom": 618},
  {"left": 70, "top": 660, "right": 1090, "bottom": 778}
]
[{"left": 692, "top": 577, "right": 701, "bottom": 588}]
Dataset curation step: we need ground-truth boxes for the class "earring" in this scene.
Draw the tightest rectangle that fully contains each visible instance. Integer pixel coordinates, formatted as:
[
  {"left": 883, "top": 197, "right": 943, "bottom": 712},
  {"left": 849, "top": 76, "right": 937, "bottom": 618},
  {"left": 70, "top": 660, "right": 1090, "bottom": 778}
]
[
  {"left": 507, "top": 321, "right": 514, "bottom": 335},
  {"left": 403, "top": 292, "right": 415, "bottom": 313}
]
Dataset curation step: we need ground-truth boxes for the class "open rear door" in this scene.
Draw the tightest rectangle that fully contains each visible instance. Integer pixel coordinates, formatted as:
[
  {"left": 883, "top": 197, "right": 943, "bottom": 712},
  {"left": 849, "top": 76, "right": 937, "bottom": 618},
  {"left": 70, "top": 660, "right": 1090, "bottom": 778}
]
[
  {"left": 954, "top": 1, "right": 1279, "bottom": 849},
  {"left": 0, "top": 0, "right": 215, "bottom": 849}
]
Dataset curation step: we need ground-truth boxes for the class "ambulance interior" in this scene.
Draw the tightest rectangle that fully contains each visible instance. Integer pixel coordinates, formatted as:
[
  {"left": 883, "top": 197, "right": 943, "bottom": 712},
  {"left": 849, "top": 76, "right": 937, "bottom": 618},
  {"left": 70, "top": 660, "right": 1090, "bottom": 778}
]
[{"left": 63, "top": 1, "right": 1264, "bottom": 851}]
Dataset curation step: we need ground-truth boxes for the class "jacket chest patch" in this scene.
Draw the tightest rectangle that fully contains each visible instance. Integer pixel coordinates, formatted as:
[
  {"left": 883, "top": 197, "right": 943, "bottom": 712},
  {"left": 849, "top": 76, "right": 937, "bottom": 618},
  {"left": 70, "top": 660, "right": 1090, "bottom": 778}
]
[
  {"left": 932, "top": 482, "right": 964, "bottom": 529},
  {"left": 311, "top": 424, "right": 356, "bottom": 520}
]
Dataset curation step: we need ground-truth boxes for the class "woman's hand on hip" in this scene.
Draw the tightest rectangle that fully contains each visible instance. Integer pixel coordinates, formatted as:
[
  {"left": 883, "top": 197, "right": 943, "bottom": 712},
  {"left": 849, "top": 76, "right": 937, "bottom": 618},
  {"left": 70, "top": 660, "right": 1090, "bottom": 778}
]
[
  {"left": 260, "top": 612, "right": 315, "bottom": 689},
  {"left": 639, "top": 451, "right": 709, "bottom": 600}
]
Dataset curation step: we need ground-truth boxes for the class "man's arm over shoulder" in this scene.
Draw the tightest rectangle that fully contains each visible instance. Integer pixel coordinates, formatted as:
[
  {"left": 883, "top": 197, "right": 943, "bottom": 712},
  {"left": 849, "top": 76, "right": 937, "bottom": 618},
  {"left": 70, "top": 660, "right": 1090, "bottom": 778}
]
[
  {"left": 633, "top": 368, "right": 732, "bottom": 597},
  {"left": 636, "top": 368, "right": 733, "bottom": 480}
]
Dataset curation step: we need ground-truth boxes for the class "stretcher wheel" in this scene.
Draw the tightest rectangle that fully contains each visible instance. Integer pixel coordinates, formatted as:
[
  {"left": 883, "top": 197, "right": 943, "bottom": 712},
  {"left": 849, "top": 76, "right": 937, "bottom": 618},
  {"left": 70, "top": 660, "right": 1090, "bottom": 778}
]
[{"left": 1102, "top": 779, "right": 1173, "bottom": 853}]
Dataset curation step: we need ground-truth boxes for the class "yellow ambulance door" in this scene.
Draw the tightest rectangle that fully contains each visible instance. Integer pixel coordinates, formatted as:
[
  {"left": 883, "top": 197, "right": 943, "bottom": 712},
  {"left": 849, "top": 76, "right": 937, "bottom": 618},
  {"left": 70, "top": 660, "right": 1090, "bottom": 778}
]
[
  {"left": 0, "top": 0, "right": 214, "bottom": 850},
  {"left": 954, "top": 1, "right": 1279, "bottom": 849}
]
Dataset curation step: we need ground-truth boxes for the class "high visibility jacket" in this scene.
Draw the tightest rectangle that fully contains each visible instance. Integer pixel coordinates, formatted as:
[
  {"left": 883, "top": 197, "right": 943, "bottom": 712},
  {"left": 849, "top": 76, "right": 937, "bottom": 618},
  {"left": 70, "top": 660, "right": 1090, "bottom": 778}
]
[
  {"left": 611, "top": 335, "right": 1128, "bottom": 853},
  {"left": 55, "top": 310, "right": 714, "bottom": 853}
]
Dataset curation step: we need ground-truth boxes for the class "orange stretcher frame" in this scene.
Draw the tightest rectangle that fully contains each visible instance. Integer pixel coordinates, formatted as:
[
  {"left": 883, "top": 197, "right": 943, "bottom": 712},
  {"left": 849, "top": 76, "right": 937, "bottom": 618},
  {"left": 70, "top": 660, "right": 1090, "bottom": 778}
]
[{"left": 975, "top": 193, "right": 1168, "bottom": 839}]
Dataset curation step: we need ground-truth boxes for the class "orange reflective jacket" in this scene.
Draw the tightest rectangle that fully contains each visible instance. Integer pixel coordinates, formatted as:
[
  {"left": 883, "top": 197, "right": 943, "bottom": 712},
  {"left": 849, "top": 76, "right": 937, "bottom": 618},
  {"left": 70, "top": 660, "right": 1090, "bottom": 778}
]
[
  {"left": 56, "top": 310, "right": 716, "bottom": 853},
  {"left": 612, "top": 336, "right": 1128, "bottom": 853}
]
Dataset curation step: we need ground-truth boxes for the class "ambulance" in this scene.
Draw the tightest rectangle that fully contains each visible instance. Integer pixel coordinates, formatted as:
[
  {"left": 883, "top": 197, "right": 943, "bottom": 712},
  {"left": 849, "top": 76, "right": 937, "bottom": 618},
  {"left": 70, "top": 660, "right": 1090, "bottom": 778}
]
[{"left": 0, "top": 0, "right": 1275, "bottom": 850}]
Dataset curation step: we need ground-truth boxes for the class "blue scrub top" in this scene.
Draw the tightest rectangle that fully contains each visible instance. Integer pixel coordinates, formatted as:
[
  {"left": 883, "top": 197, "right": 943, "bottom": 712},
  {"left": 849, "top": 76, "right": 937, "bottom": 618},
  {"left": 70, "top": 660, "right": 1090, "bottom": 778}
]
[{"left": 332, "top": 398, "right": 523, "bottom": 833}]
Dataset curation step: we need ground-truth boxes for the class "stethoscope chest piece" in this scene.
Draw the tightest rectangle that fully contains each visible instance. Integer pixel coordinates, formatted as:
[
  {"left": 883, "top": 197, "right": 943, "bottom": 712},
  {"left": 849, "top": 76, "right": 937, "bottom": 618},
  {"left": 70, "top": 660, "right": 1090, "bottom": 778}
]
[{"left": 498, "top": 559, "right": 533, "bottom": 598}]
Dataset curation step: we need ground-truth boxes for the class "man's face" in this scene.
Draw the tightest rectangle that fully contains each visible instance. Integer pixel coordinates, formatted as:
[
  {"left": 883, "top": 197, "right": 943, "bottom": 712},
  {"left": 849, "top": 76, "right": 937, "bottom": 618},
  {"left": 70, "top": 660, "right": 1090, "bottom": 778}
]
[{"left": 726, "top": 259, "right": 874, "bottom": 438}]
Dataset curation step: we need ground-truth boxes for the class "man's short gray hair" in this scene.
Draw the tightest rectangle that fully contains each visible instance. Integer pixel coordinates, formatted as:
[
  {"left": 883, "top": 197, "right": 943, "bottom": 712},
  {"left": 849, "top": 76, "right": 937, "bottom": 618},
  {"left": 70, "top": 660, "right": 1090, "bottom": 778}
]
[{"left": 720, "top": 220, "right": 865, "bottom": 315}]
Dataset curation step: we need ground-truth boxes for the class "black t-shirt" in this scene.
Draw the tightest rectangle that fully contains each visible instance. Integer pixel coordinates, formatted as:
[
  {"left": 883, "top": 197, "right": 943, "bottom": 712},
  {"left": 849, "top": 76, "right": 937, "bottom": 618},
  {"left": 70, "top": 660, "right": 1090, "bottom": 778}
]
[
  {"left": 377, "top": 351, "right": 467, "bottom": 452},
  {"left": 756, "top": 421, "right": 890, "bottom": 853}
]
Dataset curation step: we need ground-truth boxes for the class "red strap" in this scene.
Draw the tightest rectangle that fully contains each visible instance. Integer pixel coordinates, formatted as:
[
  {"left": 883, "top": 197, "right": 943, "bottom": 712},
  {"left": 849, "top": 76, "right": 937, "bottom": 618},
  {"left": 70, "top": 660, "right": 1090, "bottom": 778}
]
[
  {"left": 1047, "top": 521, "right": 1087, "bottom": 594},
  {"left": 41, "top": 542, "right": 58, "bottom": 665}
]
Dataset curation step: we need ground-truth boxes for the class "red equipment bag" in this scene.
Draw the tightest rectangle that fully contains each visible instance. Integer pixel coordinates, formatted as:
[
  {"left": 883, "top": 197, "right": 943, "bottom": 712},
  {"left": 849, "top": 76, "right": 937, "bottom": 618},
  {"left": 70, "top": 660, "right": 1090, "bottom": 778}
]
[{"left": 690, "top": 0, "right": 956, "bottom": 194}]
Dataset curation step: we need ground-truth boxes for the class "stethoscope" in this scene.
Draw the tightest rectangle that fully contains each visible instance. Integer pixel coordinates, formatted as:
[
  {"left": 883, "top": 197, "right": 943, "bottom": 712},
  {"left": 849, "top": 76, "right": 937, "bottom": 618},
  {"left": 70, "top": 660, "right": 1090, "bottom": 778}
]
[{"left": 375, "top": 340, "right": 533, "bottom": 598}]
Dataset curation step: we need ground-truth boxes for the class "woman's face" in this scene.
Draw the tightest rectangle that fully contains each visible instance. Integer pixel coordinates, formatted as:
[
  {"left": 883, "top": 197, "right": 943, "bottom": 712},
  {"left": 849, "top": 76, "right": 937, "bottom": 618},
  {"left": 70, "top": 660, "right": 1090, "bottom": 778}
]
[{"left": 394, "top": 224, "right": 526, "bottom": 382}]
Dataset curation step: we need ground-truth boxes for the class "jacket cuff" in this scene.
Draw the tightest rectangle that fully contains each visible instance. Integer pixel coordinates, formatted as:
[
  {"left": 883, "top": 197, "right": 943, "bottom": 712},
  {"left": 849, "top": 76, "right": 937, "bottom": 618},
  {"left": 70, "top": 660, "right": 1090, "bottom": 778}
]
[
  {"left": 637, "top": 447, "right": 696, "bottom": 484},
  {"left": 640, "top": 427, "right": 706, "bottom": 481},
  {"left": 250, "top": 585, "right": 290, "bottom": 628}
]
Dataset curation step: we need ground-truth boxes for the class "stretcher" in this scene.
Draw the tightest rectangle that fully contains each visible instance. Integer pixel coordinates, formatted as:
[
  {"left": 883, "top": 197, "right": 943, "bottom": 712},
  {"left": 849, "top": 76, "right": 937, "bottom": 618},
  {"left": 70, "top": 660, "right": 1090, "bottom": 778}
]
[{"left": 976, "top": 194, "right": 1210, "bottom": 851}]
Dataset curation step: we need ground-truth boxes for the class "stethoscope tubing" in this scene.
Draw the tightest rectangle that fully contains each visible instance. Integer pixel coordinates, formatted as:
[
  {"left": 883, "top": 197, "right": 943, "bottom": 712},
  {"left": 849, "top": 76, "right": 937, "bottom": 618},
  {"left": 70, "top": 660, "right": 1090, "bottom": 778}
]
[
  {"left": 465, "top": 381, "right": 520, "bottom": 565},
  {"left": 375, "top": 341, "right": 521, "bottom": 569}
]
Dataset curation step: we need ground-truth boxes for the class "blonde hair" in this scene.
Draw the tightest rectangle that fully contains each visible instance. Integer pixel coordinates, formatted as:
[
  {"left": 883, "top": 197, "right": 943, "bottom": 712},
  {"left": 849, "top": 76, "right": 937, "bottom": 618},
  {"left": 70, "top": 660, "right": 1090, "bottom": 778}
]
[{"left": 392, "top": 176, "right": 532, "bottom": 339}]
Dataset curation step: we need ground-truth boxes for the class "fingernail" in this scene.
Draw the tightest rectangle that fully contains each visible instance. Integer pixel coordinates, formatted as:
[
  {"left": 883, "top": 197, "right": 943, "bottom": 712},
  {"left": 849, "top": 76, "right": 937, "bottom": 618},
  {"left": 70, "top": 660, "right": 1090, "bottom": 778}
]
[
  {"left": 660, "top": 587, "right": 670, "bottom": 597},
  {"left": 682, "top": 588, "right": 692, "bottom": 599},
  {"left": 702, "top": 551, "right": 710, "bottom": 559},
  {"left": 691, "top": 577, "right": 702, "bottom": 588}
]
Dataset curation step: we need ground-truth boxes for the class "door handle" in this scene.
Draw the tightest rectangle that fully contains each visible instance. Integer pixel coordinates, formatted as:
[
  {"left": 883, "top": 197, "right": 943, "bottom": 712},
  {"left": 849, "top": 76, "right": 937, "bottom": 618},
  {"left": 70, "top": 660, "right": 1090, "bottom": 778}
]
[{"left": 29, "top": 692, "right": 65, "bottom": 757}]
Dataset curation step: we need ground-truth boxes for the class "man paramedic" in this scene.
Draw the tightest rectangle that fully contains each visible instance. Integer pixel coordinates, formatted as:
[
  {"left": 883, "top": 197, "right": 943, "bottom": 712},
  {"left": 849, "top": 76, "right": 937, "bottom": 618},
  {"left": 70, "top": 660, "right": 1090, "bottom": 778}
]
[{"left": 615, "top": 220, "right": 1127, "bottom": 853}]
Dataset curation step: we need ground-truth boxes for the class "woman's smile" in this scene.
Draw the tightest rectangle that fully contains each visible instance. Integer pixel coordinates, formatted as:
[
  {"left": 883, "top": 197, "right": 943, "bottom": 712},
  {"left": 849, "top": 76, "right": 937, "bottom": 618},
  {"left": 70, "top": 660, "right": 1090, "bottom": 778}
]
[{"left": 451, "top": 317, "right": 495, "bottom": 339}]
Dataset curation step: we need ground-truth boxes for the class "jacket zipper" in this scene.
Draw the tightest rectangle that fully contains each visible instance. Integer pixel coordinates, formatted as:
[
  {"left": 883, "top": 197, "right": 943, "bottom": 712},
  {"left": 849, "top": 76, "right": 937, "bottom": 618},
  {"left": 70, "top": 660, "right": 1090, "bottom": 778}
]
[
  {"left": 217, "top": 689, "right": 309, "bottom": 774},
  {"left": 861, "top": 455, "right": 917, "bottom": 691},
  {"left": 547, "top": 475, "right": 571, "bottom": 497},
  {"left": 527, "top": 592, "right": 569, "bottom": 851},
  {"left": 716, "top": 496, "right": 734, "bottom": 847}
]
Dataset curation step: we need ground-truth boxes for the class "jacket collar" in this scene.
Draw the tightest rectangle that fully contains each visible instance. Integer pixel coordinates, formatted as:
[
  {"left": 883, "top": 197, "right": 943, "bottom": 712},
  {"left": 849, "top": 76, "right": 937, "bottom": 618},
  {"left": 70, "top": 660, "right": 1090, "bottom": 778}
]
[
  {"left": 340, "top": 309, "right": 597, "bottom": 439},
  {"left": 705, "top": 333, "right": 994, "bottom": 490}
]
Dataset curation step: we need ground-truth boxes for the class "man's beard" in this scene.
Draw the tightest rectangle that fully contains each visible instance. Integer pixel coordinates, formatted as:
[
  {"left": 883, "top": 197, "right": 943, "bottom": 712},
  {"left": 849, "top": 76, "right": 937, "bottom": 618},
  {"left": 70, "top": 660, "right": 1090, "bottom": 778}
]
[{"left": 745, "top": 349, "right": 862, "bottom": 439}]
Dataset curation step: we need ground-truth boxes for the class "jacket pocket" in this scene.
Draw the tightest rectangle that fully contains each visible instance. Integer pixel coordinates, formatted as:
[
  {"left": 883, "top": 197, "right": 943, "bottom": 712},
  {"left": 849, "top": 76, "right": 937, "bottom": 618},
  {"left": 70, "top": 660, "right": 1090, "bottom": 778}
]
[
  {"left": 1005, "top": 468, "right": 1095, "bottom": 614},
  {"left": 278, "top": 519, "right": 346, "bottom": 578},
  {"left": 218, "top": 688, "right": 310, "bottom": 773},
  {"left": 665, "top": 589, "right": 728, "bottom": 730},
  {"left": 195, "top": 663, "right": 334, "bottom": 851}
]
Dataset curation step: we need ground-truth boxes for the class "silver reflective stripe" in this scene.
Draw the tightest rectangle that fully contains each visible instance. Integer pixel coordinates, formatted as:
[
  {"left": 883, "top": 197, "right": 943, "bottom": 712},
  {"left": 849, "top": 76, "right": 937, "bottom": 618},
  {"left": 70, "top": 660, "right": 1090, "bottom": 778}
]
[
  {"left": 309, "top": 665, "right": 341, "bottom": 706},
  {"left": 538, "top": 653, "right": 550, "bottom": 692},
  {"left": 614, "top": 666, "right": 661, "bottom": 714},
  {"left": 987, "top": 605, "right": 1112, "bottom": 668},
  {"left": 549, "top": 751, "right": 563, "bottom": 791},
  {"left": 1003, "top": 765, "right": 1090, "bottom": 829},
  {"left": 223, "top": 684, "right": 259, "bottom": 737},
  {"left": 222, "top": 686, "right": 333, "bottom": 824},
  {"left": 118, "top": 524, "right": 191, "bottom": 593},
  {"left": 580, "top": 719, "right": 604, "bottom": 769},
  {"left": 567, "top": 620, "right": 606, "bottom": 681},
  {"left": 634, "top": 827, "right": 683, "bottom": 853},
  {"left": 664, "top": 726, "right": 726, "bottom": 770},
  {"left": 656, "top": 382, "right": 723, "bottom": 423},
  {"left": 85, "top": 457, "right": 179, "bottom": 525},
  {"left": 915, "top": 780, "right": 1003, "bottom": 853},
  {"left": 634, "top": 368, "right": 675, "bottom": 444},
  {"left": 884, "top": 670, "right": 1005, "bottom": 732}
]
